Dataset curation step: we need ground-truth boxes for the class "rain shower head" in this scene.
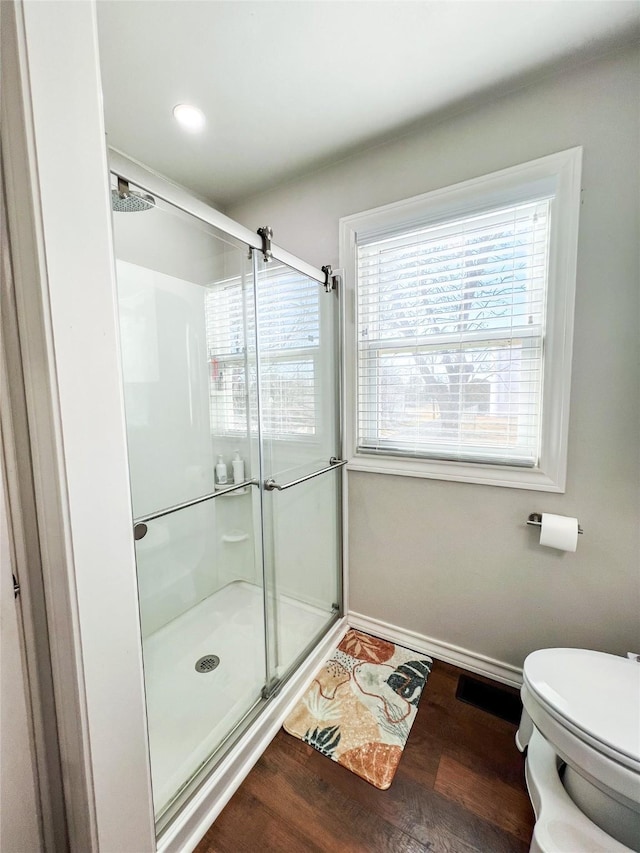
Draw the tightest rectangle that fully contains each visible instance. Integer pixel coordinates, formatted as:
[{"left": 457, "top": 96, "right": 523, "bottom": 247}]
[{"left": 111, "top": 177, "right": 155, "bottom": 213}]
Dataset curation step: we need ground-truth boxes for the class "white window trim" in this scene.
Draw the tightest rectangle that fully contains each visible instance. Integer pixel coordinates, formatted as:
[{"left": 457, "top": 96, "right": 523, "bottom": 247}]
[{"left": 339, "top": 147, "right": 582, "bottom": 492}]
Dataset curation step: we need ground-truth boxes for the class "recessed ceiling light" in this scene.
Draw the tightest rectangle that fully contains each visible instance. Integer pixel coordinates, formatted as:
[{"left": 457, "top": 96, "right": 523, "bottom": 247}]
[{"left": 172, "top": 104, "right": 206, "bottom": 133}]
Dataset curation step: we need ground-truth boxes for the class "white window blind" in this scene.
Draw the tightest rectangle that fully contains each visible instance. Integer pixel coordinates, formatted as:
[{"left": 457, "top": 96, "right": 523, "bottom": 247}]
[
  {"left": 205, "top": 278, "right": 247, "bottom": 434},
  {"left": 256, "top": 264, "right": 320, "bottom": 438},
  {"left": 205, "top": 265, "right": 319, "bottom": 438},
  {"left": 356, "top": 198, "right": 552, "bottom": 466}
]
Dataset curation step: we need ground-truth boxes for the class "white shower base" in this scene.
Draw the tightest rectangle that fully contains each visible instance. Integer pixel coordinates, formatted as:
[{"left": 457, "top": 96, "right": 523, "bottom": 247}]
[{"left": 142, "top": 580, "right": 330, "bottom": 815}]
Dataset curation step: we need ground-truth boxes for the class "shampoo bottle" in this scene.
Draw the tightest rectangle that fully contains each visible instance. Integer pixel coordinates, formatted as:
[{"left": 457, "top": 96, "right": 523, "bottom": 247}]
[
  {"left": 232, "top": 450, "right": 245, "bottom": 484},
  {"left": 215, "top": 454, "right": 228, "bottom": 487}
]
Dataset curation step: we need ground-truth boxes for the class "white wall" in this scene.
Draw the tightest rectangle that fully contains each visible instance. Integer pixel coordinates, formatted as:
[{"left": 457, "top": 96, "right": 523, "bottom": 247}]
[
  {"left": 229, "top": 47, "right": 640, "bottom": 670},
  {"left": 117, "top": 260, "right": 219, "bottom": 635},
  {"left": 113, "top": 208, "right": 260, "bottom": 634}
]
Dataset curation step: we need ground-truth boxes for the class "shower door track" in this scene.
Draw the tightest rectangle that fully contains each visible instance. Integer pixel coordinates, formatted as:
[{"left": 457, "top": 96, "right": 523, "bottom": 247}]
[{"left": 109, "top": 149, "right": 327, "bottom": 287}]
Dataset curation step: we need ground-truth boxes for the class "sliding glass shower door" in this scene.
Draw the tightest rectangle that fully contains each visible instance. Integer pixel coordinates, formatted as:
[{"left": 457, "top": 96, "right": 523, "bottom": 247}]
[
  {"left": 114, "top": 194, "right": 268, "bottom": 820},
  {"left": 111, "top": 174, "right": 342, "bottom": 827},
  {"left": 254, "top": 257, "right": 343, "bottom": 693}
]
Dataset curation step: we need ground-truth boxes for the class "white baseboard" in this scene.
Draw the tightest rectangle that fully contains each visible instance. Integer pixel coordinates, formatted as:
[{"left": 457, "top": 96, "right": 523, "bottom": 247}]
[
  {"left": 159, "top": 616, "right": 349, "bottom": 853},
  {"left": 348, "top": 611, "right": 523, "bottom": 688}
]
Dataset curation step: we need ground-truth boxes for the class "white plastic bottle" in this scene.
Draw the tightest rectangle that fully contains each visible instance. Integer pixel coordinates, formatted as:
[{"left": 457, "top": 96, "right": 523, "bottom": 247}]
[
  {"left": 215, "top": 454, "right": 228, "bottom": 487},
  {"left": 232, "top": 450, "right": 245, "bottom": 484}
]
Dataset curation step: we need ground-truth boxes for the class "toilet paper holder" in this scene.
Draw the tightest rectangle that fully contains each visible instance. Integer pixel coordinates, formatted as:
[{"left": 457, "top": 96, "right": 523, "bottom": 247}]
[{"left": 527, "top": 513, "right": 583, "bottom": 534}]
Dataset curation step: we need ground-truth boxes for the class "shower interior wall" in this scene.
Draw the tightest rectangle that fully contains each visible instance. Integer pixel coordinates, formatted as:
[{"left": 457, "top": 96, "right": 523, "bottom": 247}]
[{"left": 113, "top": 206, "right": 259, "bottom": 635}]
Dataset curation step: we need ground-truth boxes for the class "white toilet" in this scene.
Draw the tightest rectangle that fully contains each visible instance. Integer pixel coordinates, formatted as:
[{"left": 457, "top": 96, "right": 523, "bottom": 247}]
[{"left": 516, "top": 648, "right": 640, "bottom": 853}]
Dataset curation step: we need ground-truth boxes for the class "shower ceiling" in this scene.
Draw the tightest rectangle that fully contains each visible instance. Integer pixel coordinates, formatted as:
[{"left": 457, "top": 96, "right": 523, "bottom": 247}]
[{"left": 96, "top": 1, "right": 639, "bottom": 210}]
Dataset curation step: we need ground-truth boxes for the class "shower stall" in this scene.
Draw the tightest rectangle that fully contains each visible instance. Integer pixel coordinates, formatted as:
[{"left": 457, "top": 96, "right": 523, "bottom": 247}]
[
  {"left": 108, "top": 153, "right": 345, "bottom": 835},
  {"left": 1, "top": 4, "right": 348, "bottom": 849}
]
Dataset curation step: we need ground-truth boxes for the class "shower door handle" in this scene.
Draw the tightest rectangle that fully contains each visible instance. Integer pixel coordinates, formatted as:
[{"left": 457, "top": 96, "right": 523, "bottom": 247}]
[
  {"left": 133, "top": 478, "right": 259, "bottom": 539},
  {"left": 263, "top": 458, "right": 347, "bottom": 492}
]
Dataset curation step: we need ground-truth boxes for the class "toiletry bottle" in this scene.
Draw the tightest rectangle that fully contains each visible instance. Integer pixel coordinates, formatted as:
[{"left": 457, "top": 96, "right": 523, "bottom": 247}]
[
  {"left": 215, "top": 455, "right": 228, "bottom": 487},
  {"left": 232, "top": 450, "right": 245, "bottom": 484}
]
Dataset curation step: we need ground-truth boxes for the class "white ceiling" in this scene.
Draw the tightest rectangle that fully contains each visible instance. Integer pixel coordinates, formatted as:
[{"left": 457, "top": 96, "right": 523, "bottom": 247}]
[{"left": 97, "top": 1, "right": 640, "bottom": 209}]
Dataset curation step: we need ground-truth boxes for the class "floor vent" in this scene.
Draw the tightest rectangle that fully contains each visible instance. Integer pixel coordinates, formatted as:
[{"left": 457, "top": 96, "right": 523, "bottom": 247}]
[{"left": 455, "top": 674, "right": 522, "bottom": 724}]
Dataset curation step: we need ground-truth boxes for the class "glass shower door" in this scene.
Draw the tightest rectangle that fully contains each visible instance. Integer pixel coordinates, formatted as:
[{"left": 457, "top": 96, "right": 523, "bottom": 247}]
[
  {"left": 112, "top": 188, "right": 268, "bottom": 822},
  {"left": 111, "top": 170, "right": 344, "bottom": 829},
  {"left": 254, "top": 256, "right": 343, "bottom": 691}
]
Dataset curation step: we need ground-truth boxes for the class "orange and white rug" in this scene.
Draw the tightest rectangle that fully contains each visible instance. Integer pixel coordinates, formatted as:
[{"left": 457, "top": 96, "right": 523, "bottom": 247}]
[{"left": 283, "top": 628, "right": 432, "bottom": 790}]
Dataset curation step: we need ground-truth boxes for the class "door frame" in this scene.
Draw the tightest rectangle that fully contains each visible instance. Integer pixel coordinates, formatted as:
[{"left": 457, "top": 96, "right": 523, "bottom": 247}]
[
  {"left": 0, "top": 203, "right": 43, "bottom": 853},
  {"left": 2, "top": 2, "right": 155, "bottom": 849}
]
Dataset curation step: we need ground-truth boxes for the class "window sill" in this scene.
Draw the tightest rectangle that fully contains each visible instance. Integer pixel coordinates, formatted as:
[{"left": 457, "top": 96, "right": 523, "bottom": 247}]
[{"left": 346, "top": 452, "right": 565, "bottom": 492}]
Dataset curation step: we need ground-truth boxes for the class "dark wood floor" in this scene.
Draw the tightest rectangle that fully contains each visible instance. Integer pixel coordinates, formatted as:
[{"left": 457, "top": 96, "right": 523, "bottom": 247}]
[{"left": 195, "top": 660, "right": 535, "bottom": 853}]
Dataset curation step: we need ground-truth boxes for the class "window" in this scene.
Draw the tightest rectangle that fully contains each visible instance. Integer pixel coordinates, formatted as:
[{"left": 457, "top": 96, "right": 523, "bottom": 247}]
[
  {"left": 340, "top": 148, "right": 582, "bottom": 491},
  {"left": 205, "top": 264, "right": 320, "bottom": 438}
]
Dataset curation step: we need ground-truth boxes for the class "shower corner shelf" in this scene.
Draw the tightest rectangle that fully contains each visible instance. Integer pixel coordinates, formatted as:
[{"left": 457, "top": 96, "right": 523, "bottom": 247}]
[
  {"left": 222, "top": 531, "right": 250, "bottom": 544},
  {"left": 216, "top": 486, "right": 249, "bottom": 496}
]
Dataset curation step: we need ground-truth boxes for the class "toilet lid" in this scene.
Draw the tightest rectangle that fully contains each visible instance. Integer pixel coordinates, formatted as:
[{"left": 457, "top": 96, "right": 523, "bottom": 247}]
[{"left": 523, "top": 648, "right": 640, "bottom": 766}]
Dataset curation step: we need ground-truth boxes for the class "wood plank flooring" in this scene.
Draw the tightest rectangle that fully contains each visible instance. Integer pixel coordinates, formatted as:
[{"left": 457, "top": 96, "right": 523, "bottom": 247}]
[{"left": 195, "top": 660, "right": 535, "bottom": 853}]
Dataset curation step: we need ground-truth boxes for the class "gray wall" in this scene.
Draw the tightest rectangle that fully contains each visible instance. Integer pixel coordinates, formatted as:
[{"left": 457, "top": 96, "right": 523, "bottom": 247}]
[{"left": 229, "top": 47, "right": 640, "bottom": 669}]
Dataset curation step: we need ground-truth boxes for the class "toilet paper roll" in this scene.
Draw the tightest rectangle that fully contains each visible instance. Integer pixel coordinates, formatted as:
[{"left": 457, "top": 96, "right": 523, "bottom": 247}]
[{"left": 539, "top": 513, "right": 579, "bottom": 552}]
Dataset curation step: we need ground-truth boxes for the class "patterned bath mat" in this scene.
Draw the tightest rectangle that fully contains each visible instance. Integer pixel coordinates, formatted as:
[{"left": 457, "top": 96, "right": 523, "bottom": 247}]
[{"left": 283, "top": 628, "right": 432, "bottom": 790}]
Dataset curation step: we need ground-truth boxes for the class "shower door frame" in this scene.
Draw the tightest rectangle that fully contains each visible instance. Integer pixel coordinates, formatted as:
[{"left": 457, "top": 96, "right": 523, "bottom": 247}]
[
  {"left": 108, "top": 152, "right": 326, "bottom": 288},
  {"left": 110, "top": 144, "right": 347, "bottom": 642},
  {"left": 109, "top": 151, "right": 350, "bottom": 848}
]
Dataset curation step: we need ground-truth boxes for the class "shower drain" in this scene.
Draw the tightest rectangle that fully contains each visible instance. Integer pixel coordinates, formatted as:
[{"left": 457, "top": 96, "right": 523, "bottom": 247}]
[{"left": 195, "top": 655, "right": 220, "bottom": 673}]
